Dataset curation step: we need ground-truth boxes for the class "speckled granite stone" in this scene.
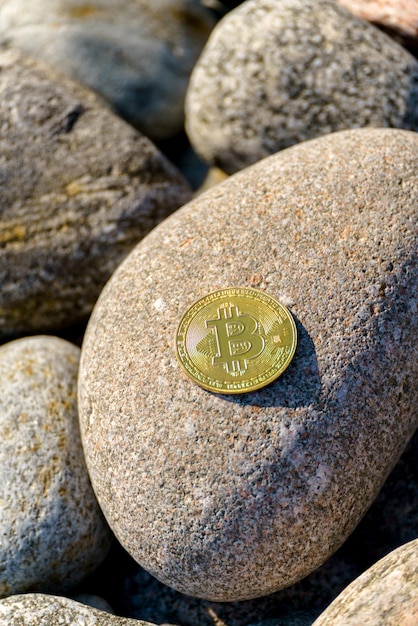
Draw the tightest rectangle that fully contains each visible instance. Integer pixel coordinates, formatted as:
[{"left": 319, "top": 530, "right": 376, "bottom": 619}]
[
  {"left": 0, "top": 336, "right": 111, "bottom": 597},
  {"left": 313, "top": 539, "right": 418, "bottom": 625},
  {"left": 185, "top": 0, "right": 418, "bottom": 173},
  {"left": 334, "top": 427, "right": 418, "bottom": 573},
  {"left": 78, "top": 128, "right": 418, "bottom": 601},
  {"left": 0, "top": 594, "right": 154, "bottom": 625},
  {"left": 0, "top": 48, "right": 191, "bottom": 338},
  {"left": 0, "top": 0, "right": 215, "bottom": 140},
  {"left": 79, "top": 432, "right": 418, "bottom": 625}
]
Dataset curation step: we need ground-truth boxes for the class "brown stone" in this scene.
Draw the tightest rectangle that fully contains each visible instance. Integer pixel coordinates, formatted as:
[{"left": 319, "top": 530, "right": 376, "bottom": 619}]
[{"left": 0, "top": 48, "right": 191, "bottom": 338}]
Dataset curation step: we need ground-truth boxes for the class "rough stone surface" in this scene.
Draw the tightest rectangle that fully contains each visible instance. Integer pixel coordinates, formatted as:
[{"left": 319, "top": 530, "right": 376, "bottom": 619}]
[
  {"left": 186, "top": 0, "right": 418, "bottom": 173},
  {"left": 78, "top": 128, "right": 418, "bottom": 602},
  {"left": 0, "top": 594, "right": 154, "bottom": 625},
  {"left": 336, "top": 0, "right": 418, "bottom": 53},
  {"left": 0, "top": 48, "right": 191, "bottom": 338},
  {"left": 0, "top": 0, "right": 215, "bottom": 140},
  {"left": 0, "top": 336, "right": 111, "bottom": 597},
  {"left": 313, "top": 539, "right": 418, "bottom": 625},
  {"left": 57, "top": 432, "right": 418, "bottom": 625},
  {"left": 336, "top": 427, "right": 418, "bottom": 572}
]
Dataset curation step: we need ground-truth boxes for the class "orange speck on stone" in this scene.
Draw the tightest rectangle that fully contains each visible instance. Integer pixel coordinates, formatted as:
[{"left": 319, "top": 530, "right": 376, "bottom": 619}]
[{"left": 67, "top": 5, "right": 100, "bottom": 18}]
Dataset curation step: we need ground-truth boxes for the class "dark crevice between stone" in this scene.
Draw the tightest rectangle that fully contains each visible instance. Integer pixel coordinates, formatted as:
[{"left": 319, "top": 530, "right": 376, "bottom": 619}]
[
  {"left": 51, "top": 105, "right": 87, "bottom": 135},
  {"left": 156, "top": 130, "right": 209, "bottom": 190},
  {"left": 403, "top": 66, "right": 418, "bottom": 128}
]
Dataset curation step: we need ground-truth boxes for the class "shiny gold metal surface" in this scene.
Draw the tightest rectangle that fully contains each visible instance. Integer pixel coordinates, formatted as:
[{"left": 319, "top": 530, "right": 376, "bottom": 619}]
[{"left": 175, "top": 287, "right": 297, "bottom": 394}]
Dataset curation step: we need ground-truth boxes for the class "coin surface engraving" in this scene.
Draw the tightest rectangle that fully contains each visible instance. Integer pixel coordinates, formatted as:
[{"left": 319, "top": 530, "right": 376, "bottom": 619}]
[{"left": 175, "top": 287, "right": 297, "bottom": 394}]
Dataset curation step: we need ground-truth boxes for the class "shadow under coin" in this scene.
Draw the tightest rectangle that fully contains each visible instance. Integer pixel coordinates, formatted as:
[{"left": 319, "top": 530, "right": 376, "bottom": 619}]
[{"left": 216, "top": 314, "right": 322, "bottom": 409}]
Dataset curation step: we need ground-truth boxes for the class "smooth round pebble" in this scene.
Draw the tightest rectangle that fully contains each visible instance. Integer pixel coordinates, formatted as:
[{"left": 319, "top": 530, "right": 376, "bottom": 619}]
[
  {"left": 78, "top": 128, "right": 418, "bottom": 601},
  {"left": 0, "top": 48, "right": 191, "bottom": 338},
  {"left": 186, "top": 0, "right": 418, "bottom": 173},
  {"left": 0, "top": 594, "right": 154, "bottom": 626},
  {"left": 0, "top": 0, "right": 215, "bottom": 140},
  {"left": 313, "top": 538, "right": 418, "bottom": 625},
  {"left": 0, "top": 336, "right": 111, "bottom": 597}
]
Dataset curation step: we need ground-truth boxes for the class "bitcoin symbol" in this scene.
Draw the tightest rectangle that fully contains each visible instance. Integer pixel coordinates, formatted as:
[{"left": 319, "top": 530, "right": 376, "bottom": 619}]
[
  {"left": 206, "top": 304, "right": 265, "bottom": 375},
  {"left": 175, "top": 287, "right": 297, "bottom": 394}
]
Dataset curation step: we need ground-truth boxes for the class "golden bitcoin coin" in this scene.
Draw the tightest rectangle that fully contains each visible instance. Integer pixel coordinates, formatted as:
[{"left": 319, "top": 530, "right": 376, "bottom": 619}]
[{"left": 175, "top": 287, "right": 297, "bottom": 394}]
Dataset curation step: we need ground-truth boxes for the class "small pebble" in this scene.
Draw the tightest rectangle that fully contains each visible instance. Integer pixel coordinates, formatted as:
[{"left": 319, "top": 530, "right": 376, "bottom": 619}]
[
  {"left": 186, "top": 0, "right": 418, "bottom": 173},
  {"left": 0, "top": 336, "right": 111, "bottom": 597},
  {"left": 0, "top": 594, "right": 155, "bottom": 625},
  {"left": 312, "top": 538, "right": 418, "bottom": 625}
]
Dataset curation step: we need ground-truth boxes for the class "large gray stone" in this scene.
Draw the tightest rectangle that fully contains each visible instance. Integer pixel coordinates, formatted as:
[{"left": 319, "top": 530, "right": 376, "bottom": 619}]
[
  {"left": 312, "top": 539, "right": 418, "bottom": 625},
  {"left": 0, "top": 48, "right": 191, "bottom": 338},
  {"left": 0, "top": 594, "right": 154, "bottom": 625},
  {"left": 78, "top": 128, "right": 418, "bottom": 602},
  {"left": 0, "top": 336, "right": 111, "bottom": 597},
  {"left": 186, "top": 0, "right": 418, "bottom": 173},
  {"left": 0, "top": 0, "right": 215, "bottom": 140}
]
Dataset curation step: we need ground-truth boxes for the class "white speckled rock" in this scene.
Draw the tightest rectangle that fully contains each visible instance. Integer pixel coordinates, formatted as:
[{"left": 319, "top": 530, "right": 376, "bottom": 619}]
[
  {"left": 78, "top": 128, "right": 418, "bottom": 601},
  {"left": 0, "top": 336, "right": 111, "bottom": 597},
  {"left": 186, "top": 0, "right": 418, "bottom": 173},
  {"left": 0, "top": 48, "right": 191, "bottom": 338},
  {"left": 312, "top": 538, "right": 418, "bottom": 625},
  {"left": 0, "top": 0, "right": 215, "bottom": 140},
  {"left": 0, "top": 594, "right": 155, "bottom": 625}
]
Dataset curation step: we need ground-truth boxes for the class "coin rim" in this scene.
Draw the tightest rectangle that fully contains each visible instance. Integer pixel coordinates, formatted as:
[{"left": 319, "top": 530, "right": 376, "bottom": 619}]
[{"left": 175, "top": 287, "right": 297, "bottom": 394}]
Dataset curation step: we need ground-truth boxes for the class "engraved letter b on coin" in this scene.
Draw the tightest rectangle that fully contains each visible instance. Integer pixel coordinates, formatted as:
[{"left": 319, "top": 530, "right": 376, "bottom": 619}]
[
  {"left": 206, "top": 304, "right": 265, "bottom": 375},
  {"left": 175, "top": 287, "right": 297, "bottom": 394}
]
